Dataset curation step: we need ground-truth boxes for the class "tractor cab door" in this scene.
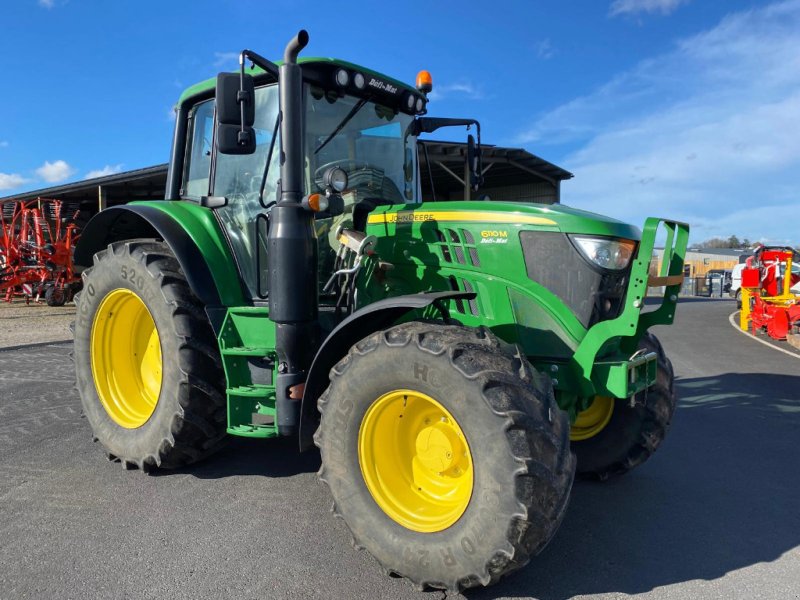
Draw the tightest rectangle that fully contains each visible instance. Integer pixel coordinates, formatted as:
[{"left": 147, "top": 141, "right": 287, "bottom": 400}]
[{"left": 182, "top": 85, "right": 281, "bottom": 299}]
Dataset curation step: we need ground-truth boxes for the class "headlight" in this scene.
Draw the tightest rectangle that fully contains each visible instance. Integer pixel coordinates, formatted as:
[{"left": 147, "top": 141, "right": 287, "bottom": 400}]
[
  {"left": 570, "top": 235, "right": 636, "bottom": 271},
  {"left": 415, "top": 97, "right": 424, "bottom": 112},
  {"left": 324, "top": 166, "right": 348, "bottom": 193}
]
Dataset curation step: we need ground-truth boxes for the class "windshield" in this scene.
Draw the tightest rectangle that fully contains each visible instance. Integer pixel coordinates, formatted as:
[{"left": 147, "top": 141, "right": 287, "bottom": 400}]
[{"left": 305, "top": 85, "right": 417, "bottom": 204}]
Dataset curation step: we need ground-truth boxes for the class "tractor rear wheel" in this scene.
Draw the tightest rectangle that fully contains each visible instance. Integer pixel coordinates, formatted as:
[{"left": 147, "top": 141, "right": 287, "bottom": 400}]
[
  {"left": 73, "top": 239, "right": 227, "bottom": 472},
  {"left": 571, "top": 332, "right": 676, "bottom": 480},
  {"left": 315, "top": 321, "right": 575, "bottom": 592}
]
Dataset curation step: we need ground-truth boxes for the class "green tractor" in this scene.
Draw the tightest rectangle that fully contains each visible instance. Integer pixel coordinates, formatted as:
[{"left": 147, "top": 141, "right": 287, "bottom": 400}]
[{"left": 72, "top": 30, "right": 688, "bottom": 592}]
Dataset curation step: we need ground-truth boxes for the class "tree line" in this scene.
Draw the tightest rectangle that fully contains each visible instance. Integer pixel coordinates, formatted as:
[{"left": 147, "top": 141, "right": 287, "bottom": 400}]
[
  {"left": 696, "top": 235, "right": 750, "bottom": 249},
  {"left": 695, "top": 236, "right": 799, "bottom": 252}
]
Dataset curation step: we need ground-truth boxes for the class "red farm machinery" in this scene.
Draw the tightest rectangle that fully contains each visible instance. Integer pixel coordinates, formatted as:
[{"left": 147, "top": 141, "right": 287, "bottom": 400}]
[
  {"left": 0, "top": 198, "right": 81, "bottom": 306},
  {"left": 739, "top": 245, "right": 800, "bottom": 345}
]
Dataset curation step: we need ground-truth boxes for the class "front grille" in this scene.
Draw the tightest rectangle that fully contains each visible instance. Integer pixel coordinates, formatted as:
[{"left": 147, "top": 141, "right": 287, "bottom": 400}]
[
  {"left": 519, "top": 231, "right": 632, "bottom": 328},
  {"left": 433, "top": 228, "right": 480, "bottom": 267},
  {"left": 448, "top": 276, "right": 479, "bottom": 316}
]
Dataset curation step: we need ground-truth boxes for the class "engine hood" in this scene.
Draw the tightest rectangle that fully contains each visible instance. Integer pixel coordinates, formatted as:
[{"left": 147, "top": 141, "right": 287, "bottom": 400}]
[{"left": 366, "top": 201, "right": 642, "bottom": 241}]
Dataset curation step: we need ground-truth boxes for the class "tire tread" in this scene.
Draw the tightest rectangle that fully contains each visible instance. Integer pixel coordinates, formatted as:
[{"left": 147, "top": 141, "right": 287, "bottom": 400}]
[{"left": 315, "top": 321, "right": 575, "bottom": 592}]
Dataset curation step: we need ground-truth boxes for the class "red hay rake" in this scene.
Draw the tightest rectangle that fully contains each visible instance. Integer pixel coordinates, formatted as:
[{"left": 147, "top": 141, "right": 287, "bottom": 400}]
[{"left": 0, "top": 198, "right": 81, "bottom": 305}]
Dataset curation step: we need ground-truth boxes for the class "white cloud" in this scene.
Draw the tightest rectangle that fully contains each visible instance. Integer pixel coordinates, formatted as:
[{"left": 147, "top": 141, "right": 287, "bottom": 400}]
[
  {"left": 213, "top": 52, "right": 239, "bottom": 68},
  {"left": 610, "top": 0, "right": 690, "bottom": 17},
  {"left": 0, "top": 173, "right": 28, "bottom": 191},
  {"left": 536, "top": 39, "right": 555, "bottom": 60},
  {"left": 38, "top": 0, "right": 55, "bottom": 8},
  {"left": 0, "top": 141, "right": 8, "bottom": 148},
  {"left": 35, "top": 160, "right": 75, "bottom": 183},
  {"left": 522, "top": 1, "right": 800, "bottom": 245},
  {"left": 427, "top": 82, "right": 485, "bottom": 102},
  {"left": 84, "top": 164, "right": 123, "bottom": 180}
]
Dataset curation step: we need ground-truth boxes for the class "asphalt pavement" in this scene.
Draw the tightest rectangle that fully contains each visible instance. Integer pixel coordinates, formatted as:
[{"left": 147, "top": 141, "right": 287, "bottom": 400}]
[{"left": 0, "top": 298, "right": 798, "bottom": 600}]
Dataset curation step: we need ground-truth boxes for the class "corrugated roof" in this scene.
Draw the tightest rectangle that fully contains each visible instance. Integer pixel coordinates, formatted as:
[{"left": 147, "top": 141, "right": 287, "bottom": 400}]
[
  {"left": 420, "top": 140, "right": 572, "bottom": 184},
  {"left": 0, "top": 164, "right": 169, "bottom": 203}
]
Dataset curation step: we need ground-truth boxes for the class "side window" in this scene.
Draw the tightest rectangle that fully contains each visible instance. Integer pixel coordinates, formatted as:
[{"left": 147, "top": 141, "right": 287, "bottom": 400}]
[
  {"left": 183, "top": 100, "right": 214, "bottom": 199},
  {"left": 212, "top": 85, "right": 280, "bottom": 299},
  {"left": 213, "top": 85, "right": 280, "bottom": 202}
]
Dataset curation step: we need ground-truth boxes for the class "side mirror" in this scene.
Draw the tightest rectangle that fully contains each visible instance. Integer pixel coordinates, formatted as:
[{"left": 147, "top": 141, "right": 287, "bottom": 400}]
[
  {"left": 467, "top": 134, "right": 483, "bottom": 191},
  {"left": 216, "top": 72, "right": 256, "bottom": 154}
]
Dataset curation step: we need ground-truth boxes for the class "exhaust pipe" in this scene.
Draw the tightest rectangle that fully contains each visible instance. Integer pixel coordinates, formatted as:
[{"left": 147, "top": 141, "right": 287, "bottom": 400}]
[
  {"left": 284, "top": 30, "right": 309, "bottom": 64},
  {"left": 278, "top": 29, "right": 309, "bottom": 205},
  {"left": 269, "top": 29, "right": 318, "bottom": 436}
]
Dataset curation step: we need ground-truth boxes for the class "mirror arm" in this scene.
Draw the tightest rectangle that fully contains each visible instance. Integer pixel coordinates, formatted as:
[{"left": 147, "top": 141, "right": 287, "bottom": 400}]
[
  {"left": 238, "top": 49, "right": 279, "bottom": 79},
  {"left": 410, "top": 117, "right": 481, "bottom": 135},
  {"left": 234, "top": 51, "right": 280, "bottom": 148},
  {"left": 237, "top": 54, "right": 250, "bottom": 144}
]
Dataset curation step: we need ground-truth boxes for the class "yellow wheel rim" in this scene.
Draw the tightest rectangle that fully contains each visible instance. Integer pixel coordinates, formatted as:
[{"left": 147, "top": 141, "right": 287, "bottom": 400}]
[
  {"left": 570, "top": 396, "right": 615, "bottom": 441},
  {"left": 358, "top": 389, "right": 473, "bottom": 533},
  {"left": 90, "top": 288, "right": 163, "bottom": 429}
]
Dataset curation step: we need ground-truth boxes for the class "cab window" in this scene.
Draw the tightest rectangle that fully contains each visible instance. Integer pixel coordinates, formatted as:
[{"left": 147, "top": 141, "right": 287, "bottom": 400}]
[{"left": 183, "top": 100, "right": 214, "bottom": 199}]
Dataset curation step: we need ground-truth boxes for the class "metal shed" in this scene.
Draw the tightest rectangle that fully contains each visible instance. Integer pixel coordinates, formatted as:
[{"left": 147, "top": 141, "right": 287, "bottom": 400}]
[
  {"left": 0, "top": 141, "right": 572, "bottom": 222},
  {"left": 418, "top": 140, "right": 572, "bottom": 204}
]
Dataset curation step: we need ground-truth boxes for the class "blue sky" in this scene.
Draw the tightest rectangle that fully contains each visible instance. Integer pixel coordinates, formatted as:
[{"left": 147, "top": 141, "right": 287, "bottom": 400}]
[{"left": 1, "top": 0, "right": 797, "bottom": 244}]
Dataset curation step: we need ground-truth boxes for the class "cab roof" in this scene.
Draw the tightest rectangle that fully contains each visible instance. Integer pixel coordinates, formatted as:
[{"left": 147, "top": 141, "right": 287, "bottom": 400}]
[{"left": 177, "top": 57, "right": 418, "bottom": 106}]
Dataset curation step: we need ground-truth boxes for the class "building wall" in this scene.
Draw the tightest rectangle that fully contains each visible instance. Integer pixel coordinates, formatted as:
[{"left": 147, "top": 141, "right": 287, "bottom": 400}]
[
  {"left": 480, "top": 181, "right": 558, "bottom": 204},
  {"left": 652, "top": 249, "right": 741, "bottom": 276}
]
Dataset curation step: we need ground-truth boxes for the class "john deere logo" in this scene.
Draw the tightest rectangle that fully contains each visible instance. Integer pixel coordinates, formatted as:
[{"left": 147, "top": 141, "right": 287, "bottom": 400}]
[{"left": 480, "top": 230, "right": 509, "bottom": 244}]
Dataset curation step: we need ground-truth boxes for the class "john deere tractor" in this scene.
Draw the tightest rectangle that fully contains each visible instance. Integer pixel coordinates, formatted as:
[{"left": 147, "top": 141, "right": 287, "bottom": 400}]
[{"left": 73, "top": 30, "right": 688, "bottom": 592}]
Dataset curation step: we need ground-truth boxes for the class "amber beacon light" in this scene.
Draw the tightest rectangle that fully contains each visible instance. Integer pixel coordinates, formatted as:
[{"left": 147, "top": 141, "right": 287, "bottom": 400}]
[{"left": 416, "top": 70, "right": 433, "bottom": 94}]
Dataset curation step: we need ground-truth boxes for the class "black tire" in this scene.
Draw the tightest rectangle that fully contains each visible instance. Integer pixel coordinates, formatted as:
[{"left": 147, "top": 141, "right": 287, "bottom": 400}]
[
  {"left": 45, "top": 285, "right": 66, "bottom": 307},
  {"left": 736, "top": 288, "right": 742, "bottom": 309},
  {"left": 315, "top": 321, "right": 575, "bottom": 592},
  {"left": 572, "top": 332, "right": 676, "bottom": 480},
  {"left": 73, "top": 239, "right": 227, "bottom": 472}
]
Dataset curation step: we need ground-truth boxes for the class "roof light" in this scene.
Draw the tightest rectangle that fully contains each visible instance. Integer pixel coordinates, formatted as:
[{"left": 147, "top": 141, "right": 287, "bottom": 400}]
[
  {"left": 415, "top": 97, "right": 424, "bottom": 112},
  {"left": 406, "top": 93, "right": 415, "bottom": 110},
  {"left": 416, "top": 70, "right": 433, "bottom": 94},
  {"left": 353, "top": 72, "right": 366, "bottom": 90},
  {"left": 335, "top": 68, "right": 349, "bottom": 87}
]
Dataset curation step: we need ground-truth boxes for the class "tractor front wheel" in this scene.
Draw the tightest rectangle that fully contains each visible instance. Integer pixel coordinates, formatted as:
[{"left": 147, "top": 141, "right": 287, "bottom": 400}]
[
  {"left": 571, "top": 332, "right": 676, "bottom": 480},
  {"left": 315, "top": 322, "right": 574, "bottom": 592},
  {"left": 73, "top": 239, "right": 227, "bottom": 472}
]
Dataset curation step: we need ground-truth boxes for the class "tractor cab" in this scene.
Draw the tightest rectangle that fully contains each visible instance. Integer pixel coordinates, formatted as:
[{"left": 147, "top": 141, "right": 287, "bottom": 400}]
[{"left": 174, "top": 59, "right": 428, "bottom": 299}]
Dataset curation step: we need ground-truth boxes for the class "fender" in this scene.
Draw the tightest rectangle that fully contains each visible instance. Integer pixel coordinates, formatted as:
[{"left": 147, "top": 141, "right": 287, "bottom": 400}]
[
  {"left": 298, "top": 290, "right": 476, "bottom": 450},
  {"left": 74, "top": 202, "right": 248, "bottom": 330}
]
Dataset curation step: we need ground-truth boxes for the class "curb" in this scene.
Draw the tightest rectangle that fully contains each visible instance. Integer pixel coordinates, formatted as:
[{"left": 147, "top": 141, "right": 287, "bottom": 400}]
[{"left": 728, "top": 311, "right": 800, "bottom": 360}]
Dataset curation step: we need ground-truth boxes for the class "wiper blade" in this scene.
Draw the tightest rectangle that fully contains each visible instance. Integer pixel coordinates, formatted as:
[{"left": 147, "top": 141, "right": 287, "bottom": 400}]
[{"left": 314, "top": 97, "right": 368, "bottom": 155}]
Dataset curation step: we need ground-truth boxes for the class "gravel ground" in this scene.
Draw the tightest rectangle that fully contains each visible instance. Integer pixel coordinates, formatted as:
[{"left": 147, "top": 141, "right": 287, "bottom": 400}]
[{"left": 0, "top": 299, "right": 75, "bottom": 349}]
